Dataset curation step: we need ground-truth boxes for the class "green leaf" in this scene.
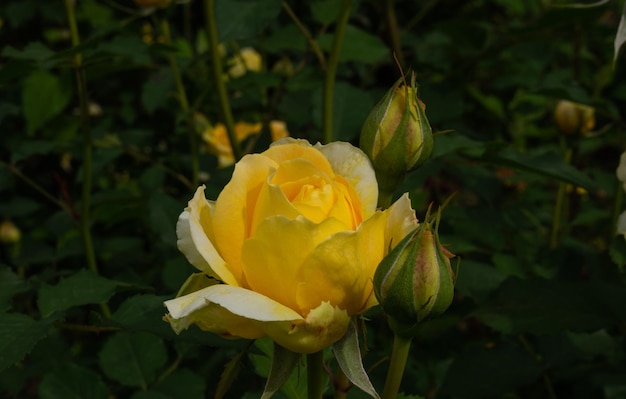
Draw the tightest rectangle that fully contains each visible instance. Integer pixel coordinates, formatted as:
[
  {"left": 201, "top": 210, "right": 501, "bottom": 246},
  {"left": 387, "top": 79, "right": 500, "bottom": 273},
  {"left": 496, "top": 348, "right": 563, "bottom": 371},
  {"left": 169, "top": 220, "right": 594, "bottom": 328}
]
[
  {"left": 150, "top": 192, "right": 182, "bottom": 246},
  {"left": 37, "top": 269, "right": 117, "bottom": 317},
  {"left": 312, "top": 82, "right": 374, "bottom": 142},
  {"left": 38, "top": 363, "right": 109, "bottom": 399},
  {"left": 0, "top": 313, "right": 54, "bottom": 372},
  {"left": 215, "top": 0, "right": 282, "bottom": 41},
  {"left": 441, "top": 341, "right": 541, "bottom": 398},
  {"left": 215, "top": 350, "right": 245, "bottom": 399},
  {"left": 8, "top": 140, "right": 64, "bottom": 163},
  {"left": 132, "top": 369, "right": 206, "bottom": 399},
  {"left": 454, "top": 260, "right": 507, "bottom": 303},
  {"left": 333, "top": 319, "right": 379, "bottom": 399},
  {"left": 480, "top": 147, "right": 595, "bottom": 189},
  {"left": 259, "top": 342, "right": 302, "bottom": 399},
  {"left": 0, "top": 266, "right": 29, "bottom": 311},
  {"left": 311, "top": 0, "right": 341, "bottom": 25},
  {"left": 99, "top": 331, "right": 168, "bottom": 389},
  {"left": 2, "top": 42, "right": 55, "bottom": 62},
  {"left": 472, "top": 279, "right": 613, "bottom": 334},
  {"left": 142, "top": 69, "right": 174, "bottom": 114},
  {"left": 609, "top": 235, "right": 626, "bottom": 272},
  {"left": 21, "top": 70, "right": 71, "bottom": 135},
  {"left": 318, "top": 26, "right": 389, "bottom": 63}
]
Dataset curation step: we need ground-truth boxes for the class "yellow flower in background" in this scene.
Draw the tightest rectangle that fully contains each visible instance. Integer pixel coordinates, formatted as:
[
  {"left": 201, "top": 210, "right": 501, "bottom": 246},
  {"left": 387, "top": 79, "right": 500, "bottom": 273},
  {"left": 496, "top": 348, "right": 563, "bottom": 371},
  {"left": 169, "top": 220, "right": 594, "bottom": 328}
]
[
  {"left": 269, "top": 120, "right": 289, "bottom": 142},
  {"left": 554, "top": 100, "right": 595, "bottom": 136},
  {"left": 164, "top": 139, "right": 418, "bottom": 353},
  {"left": 227, "top": 47, "right": 262, "bottom": 78},
  {"left": 201, "top": 116, "right": 291, "bottom": 168}
]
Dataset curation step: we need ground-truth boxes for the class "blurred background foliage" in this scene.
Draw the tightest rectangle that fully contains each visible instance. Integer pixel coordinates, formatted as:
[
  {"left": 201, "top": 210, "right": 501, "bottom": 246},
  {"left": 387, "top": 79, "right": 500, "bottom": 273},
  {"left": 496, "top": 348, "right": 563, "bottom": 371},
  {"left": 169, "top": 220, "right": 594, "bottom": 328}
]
[{"left": 2, "top": 0, "right": 626, "bottom": 398}]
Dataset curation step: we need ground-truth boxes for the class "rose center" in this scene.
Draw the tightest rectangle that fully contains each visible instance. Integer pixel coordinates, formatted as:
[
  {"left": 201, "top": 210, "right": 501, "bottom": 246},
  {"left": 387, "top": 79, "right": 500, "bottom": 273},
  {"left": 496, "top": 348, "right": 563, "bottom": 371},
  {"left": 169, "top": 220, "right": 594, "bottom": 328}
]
[{"left": 290, "top": 182, "right": 335, "bottom": 223}]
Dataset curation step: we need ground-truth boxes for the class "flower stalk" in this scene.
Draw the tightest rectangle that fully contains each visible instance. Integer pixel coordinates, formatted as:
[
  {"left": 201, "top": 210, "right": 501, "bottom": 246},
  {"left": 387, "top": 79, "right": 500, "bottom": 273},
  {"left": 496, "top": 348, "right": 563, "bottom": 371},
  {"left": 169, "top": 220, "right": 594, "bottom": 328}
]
[
  {"left": 160, "top": 18, "right": 199, "bottom": 187},
  {"left": 307, "top": 351, "right": 324, "bottom": 399},
  {"left": 63, "top": 0, "right": 110, "bottom": 317},
  {"left": 381, "top": 335, "right": 412, "bottom": 399},
  {"left": 205, "top": 0, "right": 243, "bottom": 161},
  {"left": 322, "top": 0, "right": 352, "bottom": 144}
]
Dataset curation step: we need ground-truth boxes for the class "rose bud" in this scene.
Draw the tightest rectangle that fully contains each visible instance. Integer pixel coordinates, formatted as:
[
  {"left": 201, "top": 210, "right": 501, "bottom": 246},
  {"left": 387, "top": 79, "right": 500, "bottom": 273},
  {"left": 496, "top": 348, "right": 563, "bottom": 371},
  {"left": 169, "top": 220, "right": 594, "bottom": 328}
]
[
  {"left": 360, "top": 73, "right": 433, "bottom": 200},
  {"left": 0, "top": 220, "right": 21, "bottom": 244},
  {"left": 554, "top": 100, "right": 595, "bottom": 136},
  {"left": 373, "top": 210, "right": 455, "bottom": 337}
]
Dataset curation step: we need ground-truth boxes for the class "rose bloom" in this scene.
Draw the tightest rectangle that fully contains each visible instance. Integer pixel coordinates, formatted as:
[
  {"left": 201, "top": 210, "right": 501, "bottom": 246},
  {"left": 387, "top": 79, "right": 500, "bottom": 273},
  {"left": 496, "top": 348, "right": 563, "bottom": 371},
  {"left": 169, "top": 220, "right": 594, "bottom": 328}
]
[{"left": 164, "top": 139, "right": 418, "bottom": 353}]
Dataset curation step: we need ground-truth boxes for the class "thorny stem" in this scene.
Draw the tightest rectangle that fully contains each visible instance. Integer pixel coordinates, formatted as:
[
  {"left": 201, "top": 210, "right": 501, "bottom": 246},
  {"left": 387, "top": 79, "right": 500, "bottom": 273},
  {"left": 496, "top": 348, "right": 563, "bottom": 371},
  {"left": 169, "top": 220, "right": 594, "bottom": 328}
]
[
  {"left": 205, "top": 0, "right": 243, "bottom": 161},
  {"left": 322, "top": 0, "right": 352, "bottom": 144},
  {"left": 282, "top": 1, "right": 327, "bottom": 71},
  {"left": 64, "top": 0, "right": 111, "bottom": 318},
  {"left": 160, "top": 18, "right": 199, "bottom": 187}
]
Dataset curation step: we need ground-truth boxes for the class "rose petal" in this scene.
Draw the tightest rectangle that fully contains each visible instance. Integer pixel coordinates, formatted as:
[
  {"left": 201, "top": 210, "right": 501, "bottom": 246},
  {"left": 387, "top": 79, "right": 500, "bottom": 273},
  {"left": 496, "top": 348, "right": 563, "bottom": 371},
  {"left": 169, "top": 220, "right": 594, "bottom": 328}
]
[
  {"left": 213, "top": 154, "right": 278, "bottom": 284},
  {"left": 264, "top": 301, "right": 350, "bottom": 354},
  {"left": 296, "top": 211, "right": 389, "bottom": 315},
  {"left": 242, "top": 215, "right": 347, "bottom": 314},
  {"left": 385, "top": 192, "right": 419, "bottom": 249},
  {"left": 315, "top": 142, "right": 378, "bottom": 220},
  {"left": 177, "top": 186, "right": 238, "bottom": 286},
  {"left": 165, "top": 284, "right": 304, "bottom": 339},
  {"left": 164, "top": 285, "right": 349, "bottom": 353},
  {"left": 264, "top": 140, "right": 335, "bottom": 177}
]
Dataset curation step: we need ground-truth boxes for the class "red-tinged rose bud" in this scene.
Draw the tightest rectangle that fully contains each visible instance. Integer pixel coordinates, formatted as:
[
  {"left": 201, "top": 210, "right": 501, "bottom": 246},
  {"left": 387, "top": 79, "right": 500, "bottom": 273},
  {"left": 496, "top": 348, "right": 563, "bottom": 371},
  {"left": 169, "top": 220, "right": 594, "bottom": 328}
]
[
  {"left": 360, "top": 73, "right": 433, "bottom": 203},
  {"left": 373, "top": 209, "right": 455, "bottom": 338}
]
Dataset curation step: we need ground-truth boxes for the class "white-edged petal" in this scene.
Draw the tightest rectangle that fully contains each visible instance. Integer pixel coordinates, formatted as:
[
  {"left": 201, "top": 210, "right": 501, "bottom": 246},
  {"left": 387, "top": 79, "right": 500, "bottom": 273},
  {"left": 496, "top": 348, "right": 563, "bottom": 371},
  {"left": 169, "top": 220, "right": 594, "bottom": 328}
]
[
  {"left": 617, "top": 151, "right": 626, "bottom": 183},
  {"left": 165, "top": 284, "right": 304, "bottom": 322},
  {"left": 315, "top": 142, "right": 378, "bottom": 219},
  {"left": 176, "top": 185, "right": 238, "bottom": 286},
  {"left": 617, "top": 211, "right": 626, "bottom": 236}
]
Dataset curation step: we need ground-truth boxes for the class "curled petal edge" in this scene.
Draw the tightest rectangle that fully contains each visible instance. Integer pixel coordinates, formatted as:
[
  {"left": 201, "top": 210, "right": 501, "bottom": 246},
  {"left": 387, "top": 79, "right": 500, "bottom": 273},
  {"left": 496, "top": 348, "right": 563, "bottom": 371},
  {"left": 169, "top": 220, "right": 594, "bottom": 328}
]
[
  {"left": 176, "top": 185, "right": 238, "bottom": 286},
  {"left": 164, "top": 285, "right": 350, "bottom": 353}
]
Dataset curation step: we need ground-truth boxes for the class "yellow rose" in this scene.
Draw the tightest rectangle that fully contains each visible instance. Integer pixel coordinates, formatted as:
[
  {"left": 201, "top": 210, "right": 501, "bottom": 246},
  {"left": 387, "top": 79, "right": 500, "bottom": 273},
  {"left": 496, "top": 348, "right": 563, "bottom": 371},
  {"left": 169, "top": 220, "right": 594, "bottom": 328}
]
[{"left": 164, "top": 139, "right": 418, "bottom": 353}]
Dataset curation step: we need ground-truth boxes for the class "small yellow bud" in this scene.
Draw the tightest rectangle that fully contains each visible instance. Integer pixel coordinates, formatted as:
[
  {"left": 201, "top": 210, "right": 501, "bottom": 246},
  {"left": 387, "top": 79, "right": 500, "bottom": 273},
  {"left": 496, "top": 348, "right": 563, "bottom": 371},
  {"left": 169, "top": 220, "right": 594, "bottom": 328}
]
[
  {"left": 0, "top": 220, "right": 21, "bottom": 244},
  {"left": 554, "top": 100, "right": 595, "bottom": 136},
  {"left": 360, "top": 73, "right": 433, "bottom": 197}
]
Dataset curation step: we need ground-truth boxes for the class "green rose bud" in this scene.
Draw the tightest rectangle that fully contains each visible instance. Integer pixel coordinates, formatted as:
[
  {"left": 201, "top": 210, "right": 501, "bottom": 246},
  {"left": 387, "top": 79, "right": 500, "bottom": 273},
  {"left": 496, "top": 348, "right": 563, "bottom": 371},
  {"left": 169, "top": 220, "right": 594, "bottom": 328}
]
[
  {"left": 360, "top": 73, "right": 433, "bottom": 199},
  {"left": 373, "top": 210, "right": 455, "bottom": 338}
]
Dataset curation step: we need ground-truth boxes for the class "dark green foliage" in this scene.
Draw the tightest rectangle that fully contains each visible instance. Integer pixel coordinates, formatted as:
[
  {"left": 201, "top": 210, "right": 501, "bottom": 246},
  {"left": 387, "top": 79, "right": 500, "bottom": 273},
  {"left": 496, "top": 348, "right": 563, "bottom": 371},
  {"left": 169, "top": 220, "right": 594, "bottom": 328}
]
[{"left": 1, "top": 0, "right": 626, "bottom": 398}]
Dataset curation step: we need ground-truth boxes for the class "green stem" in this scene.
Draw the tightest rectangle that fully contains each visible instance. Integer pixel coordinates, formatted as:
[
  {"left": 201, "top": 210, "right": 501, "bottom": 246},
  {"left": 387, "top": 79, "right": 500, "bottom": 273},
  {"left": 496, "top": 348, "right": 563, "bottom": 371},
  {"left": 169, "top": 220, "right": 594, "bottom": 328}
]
[
  {"left": 333, "top": 366, "right": 350, "bottom": 399},
  {"left": 385, "top": 0, "right": 405, "bottom": 71},
  {"left": 550, "top": 143, "right": 573, "bottom": 249},
  {"left": 160, "top": 18, "right": 199, "bottom": 187},
  {"left": 322, "top": 0, "right": 351, "bottom": 144},
  {"left": 381, "top": 335, "right": 412, "bottom": 399},
  {"left": 64, "top": 0, "right": 110, "bottom": 318},
  {"left": 205, "top": 0, "right": 243, "bottom": 161},
  {"left": 282, "top": 1, "right": 327, "bottom": 70},
  {"left": 307, "top": 351, "right": 324, "bottom": 399},
  {"left": 3, "top": 162, "right": 75, "bottom": 217}
]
